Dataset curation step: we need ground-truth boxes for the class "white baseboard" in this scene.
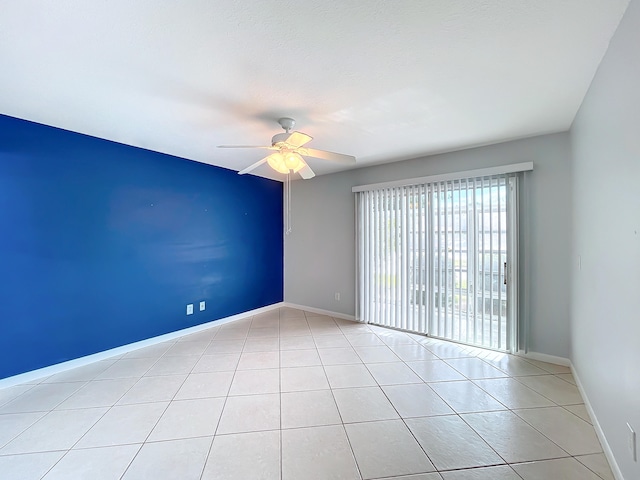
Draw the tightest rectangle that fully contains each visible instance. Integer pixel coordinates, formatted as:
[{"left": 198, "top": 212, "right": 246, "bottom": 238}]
[
  {"left": 282, "top": 302, "right": 357, "bottom": 322},
  {"left": 571, "top": 363, "right": 624, "bottom": 480},
  {"left": 0, "top": 302, "right": 283, "bottom": 390},
  {"left": 515, "top": 350, "right": 571, "bottom": 367}
]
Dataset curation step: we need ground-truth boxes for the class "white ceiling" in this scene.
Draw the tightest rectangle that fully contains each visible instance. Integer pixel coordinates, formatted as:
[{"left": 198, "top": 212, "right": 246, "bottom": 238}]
[{"left": 0, "top": 0, "right": 630, "bottom": 179}]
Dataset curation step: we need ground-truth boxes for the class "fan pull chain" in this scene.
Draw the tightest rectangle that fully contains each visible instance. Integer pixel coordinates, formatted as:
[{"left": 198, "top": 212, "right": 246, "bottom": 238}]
[{"left": 285, "top": 172, "right": 292, "bottom": 235}]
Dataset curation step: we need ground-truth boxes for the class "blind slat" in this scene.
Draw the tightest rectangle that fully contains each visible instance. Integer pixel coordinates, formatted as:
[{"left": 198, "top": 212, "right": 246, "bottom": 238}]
[{"left": 357, "top": 174, "right": 516, "bottom": 353}]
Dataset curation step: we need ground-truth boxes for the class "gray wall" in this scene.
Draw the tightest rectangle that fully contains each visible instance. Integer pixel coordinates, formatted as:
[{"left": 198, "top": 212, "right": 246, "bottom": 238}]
[
  {"left": 285, "top": 133, "right": 573, "bottom": 358},
  {"left": 570, "top": 0, "right": 640, "bottom": 478}
]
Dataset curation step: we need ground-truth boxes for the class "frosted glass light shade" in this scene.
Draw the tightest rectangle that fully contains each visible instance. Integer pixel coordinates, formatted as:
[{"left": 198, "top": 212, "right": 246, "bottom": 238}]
[
  {"left": 267, "top": 151, "right": 304, "bottom": 174},
  {"left": 267, "top": 152, "right": 289, "bottom": 174}
]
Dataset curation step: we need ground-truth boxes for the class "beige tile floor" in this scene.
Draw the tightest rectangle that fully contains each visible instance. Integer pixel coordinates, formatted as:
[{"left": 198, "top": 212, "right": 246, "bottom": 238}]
[{"left": 0, "top": 308, "right": 615, "bottom": 480}]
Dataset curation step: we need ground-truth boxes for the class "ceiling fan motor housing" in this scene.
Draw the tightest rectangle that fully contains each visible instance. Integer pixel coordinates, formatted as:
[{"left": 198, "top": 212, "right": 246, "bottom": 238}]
[
  {"left": 272, "top": 118, "right": 297, "bottom": 145},
  {"left": 271, "top": 132, "right": 291, "bottom": 146}
]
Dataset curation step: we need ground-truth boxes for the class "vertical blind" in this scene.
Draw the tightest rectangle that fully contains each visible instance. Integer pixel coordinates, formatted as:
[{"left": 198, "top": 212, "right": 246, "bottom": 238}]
[{"left": 356, "top": 174, "right": 517, "bottom": 352}]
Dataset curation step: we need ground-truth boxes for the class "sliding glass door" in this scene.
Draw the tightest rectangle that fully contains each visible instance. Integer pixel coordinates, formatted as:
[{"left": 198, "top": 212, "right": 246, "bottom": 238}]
[{"left": 357, "top": 174, "right": 518, "bottom": 352}]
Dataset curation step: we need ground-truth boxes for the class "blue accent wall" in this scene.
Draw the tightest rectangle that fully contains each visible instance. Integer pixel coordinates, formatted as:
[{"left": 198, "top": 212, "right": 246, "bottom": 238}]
[{"left": 0, "top": 114, "right": 283, "bottom": 379}]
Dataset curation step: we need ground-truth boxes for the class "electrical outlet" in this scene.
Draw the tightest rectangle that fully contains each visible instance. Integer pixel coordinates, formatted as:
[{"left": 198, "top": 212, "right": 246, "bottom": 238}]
[
  {"left": 186, "top": 304, "right": 194, "bottom": 315},
  {"left": 199, "top": 301, "right": 206, "bottom": 311},
  {"left": 628, "top": 423, "right": 637, "bottom": 461},
  {"left": 335, "top": 292, "right": 340, "bottom": 301}
]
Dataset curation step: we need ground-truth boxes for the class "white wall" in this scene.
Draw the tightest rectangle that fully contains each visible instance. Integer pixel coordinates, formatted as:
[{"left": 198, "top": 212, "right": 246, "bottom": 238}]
[
  {"left": 285, "top": 133, "right": 573, "bottom": 358},
  {"left": 570, "top": 0, "right": 640, "bottom": 478}
]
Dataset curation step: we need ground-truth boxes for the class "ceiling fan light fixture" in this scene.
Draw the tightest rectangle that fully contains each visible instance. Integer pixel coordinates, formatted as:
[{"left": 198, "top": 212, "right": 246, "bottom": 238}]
[
  {"left": 267, "top": 151, "right": 305, "bottom": 174},
  {"left": 266, "top": 152, "right": 289, "bottom": 174},
  {"left": 284, "top": 151, "right": 304, "bottom": 171},
  {"left": 220, "top": 117, "right": 355, "bottom": 179}
]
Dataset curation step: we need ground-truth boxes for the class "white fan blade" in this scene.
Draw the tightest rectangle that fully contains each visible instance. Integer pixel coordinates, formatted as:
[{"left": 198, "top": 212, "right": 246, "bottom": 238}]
[
  {"left": 285, "top": 131, "right": 313, "bottom": 148},
  {"left": 299, "top": 148, "right": 356, "bottom": 164},
  {"left": 218, "top": 145, "right": 277, "bottom": 150},
  {"left": 297, "top": 161, "right": 315, "bottom": 179},
  {"left": 238, "top": 156, "right": 270, "bottom": 175}
]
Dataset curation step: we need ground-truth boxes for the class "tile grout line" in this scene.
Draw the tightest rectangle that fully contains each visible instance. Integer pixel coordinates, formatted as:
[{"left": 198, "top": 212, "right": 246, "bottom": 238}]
[
  {"left": 279, "top": 310, "right": 285, "bottom": 480},
  {"left": 0, "top": 308, "right": 611, "bottom": 479},
  {"left": 89, "top": 324, "right": 219, "bottom": 479},
  {"left": 198, "top": 314, "right": 256, "bottom": 480},
  {"left": 3, "top": 351, "right": 174, "bottom": 477},
  {"left": 352, "top": 324, "right": 589, "bottom": 476},
  {"left": 316, "top": 313, "right": 364, "bottom": 480}
]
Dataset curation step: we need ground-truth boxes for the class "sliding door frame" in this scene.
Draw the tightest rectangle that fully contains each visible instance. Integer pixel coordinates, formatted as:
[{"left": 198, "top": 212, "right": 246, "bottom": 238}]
[{"left": 355, "top": 163, "right": 531, "bottom": 353}]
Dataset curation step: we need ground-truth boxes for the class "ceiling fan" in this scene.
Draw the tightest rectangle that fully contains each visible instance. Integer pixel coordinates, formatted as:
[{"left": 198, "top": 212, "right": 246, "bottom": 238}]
[{"left": 218, "top": 117, "right": 356, "bottom": 179}]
